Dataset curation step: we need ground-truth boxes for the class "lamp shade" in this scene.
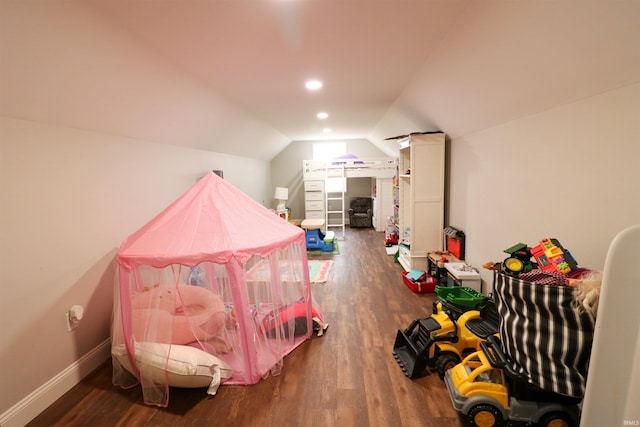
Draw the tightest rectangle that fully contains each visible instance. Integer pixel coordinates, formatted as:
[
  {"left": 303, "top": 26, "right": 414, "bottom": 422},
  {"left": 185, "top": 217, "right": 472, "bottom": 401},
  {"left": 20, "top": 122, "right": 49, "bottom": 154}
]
[{"left": 274, "top": 187, "right": 288, "bottom": 200}]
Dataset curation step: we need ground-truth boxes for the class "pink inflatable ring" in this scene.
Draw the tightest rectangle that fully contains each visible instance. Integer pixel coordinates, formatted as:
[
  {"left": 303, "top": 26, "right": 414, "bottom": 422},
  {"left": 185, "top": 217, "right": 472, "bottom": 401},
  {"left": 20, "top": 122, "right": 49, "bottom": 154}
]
[{"left": 130, "top": 285, "right": 226, "bottom": 345}]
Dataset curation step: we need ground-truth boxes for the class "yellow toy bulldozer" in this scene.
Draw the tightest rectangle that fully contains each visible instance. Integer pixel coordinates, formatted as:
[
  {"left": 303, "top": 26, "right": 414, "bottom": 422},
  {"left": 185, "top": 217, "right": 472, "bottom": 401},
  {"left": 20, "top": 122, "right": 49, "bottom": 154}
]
[{"left": 392, "top": 287, "right": 499, "bottom": 379}]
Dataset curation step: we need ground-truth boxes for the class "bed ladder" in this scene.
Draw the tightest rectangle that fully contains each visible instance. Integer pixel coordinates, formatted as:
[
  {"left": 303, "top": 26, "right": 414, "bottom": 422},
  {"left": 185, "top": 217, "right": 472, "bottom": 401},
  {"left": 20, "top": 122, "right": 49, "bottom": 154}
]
[{"left": 325, "top": 163, "right": 346, "bottom": 239}]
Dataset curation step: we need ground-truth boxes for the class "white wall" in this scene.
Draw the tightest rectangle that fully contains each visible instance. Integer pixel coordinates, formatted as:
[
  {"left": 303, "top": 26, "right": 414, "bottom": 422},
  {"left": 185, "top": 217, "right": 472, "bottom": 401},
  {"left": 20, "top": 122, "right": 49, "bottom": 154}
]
[
  {"left": 447, "top": 83, "right": 640, "bottom": 292},
  {"left": 0, "top": 117, "right": 271, "bottom": 425}
]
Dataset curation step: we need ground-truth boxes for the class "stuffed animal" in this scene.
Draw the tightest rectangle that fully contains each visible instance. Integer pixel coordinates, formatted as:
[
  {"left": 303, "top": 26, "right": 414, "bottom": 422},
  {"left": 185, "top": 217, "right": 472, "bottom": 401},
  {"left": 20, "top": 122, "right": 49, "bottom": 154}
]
[{"left": 569, "top": 270, "right": 602, "bottom": 319}]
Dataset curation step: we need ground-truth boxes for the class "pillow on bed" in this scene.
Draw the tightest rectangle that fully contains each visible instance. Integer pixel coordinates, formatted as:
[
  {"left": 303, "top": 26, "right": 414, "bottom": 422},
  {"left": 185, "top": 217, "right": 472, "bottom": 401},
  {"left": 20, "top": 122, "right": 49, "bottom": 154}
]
[{"left": 112, "top": 342, "right": 233, "bottom": 395}]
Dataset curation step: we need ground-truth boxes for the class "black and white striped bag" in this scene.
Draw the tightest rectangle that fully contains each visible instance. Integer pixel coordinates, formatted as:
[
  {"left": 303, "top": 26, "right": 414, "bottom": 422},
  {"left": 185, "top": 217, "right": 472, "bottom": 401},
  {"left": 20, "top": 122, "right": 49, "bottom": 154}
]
[{"left": 493, "top": 272, "right": 595, "bottom": 398}]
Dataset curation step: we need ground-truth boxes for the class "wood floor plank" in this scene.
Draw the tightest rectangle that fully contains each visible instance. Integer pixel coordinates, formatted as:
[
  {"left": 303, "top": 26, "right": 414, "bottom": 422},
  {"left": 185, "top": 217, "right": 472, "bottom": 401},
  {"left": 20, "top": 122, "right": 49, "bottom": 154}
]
[{"left": 28, "top": 228, "right": 467, "bottom": 427}]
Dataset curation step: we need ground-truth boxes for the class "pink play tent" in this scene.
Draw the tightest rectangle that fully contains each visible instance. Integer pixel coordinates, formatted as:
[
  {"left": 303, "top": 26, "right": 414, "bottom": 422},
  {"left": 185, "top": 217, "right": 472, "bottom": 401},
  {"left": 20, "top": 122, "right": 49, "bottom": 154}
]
[{"left": 112, "top": 172, "right": 317, "bottom": 406}]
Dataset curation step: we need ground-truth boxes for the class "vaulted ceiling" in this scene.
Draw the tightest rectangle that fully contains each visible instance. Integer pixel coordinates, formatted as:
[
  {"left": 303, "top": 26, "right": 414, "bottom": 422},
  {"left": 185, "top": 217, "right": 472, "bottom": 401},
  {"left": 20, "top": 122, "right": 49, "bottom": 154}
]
[{"left": 1, "top": 1, "right": 638, "bottom": 160}]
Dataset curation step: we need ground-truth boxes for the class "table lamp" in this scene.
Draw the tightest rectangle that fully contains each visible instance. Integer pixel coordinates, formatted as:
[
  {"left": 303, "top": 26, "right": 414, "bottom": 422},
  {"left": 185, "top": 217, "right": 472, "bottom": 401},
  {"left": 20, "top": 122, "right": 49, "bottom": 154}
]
[{"left": 274, "top": 187, "right": 288, "bottom": 211}]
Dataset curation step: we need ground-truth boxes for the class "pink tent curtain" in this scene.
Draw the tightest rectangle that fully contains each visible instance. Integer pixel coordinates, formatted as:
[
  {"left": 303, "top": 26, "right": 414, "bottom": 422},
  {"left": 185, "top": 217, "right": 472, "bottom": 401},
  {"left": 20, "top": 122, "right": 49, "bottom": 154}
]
[{"left": 112, "top": 173, "right": 314, "bottom": 407}]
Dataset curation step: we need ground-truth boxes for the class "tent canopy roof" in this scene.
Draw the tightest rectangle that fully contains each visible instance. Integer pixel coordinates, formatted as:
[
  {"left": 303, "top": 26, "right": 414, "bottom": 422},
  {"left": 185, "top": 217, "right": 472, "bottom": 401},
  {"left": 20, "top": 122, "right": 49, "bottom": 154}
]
[{"left": 118, "top": 173, "right": 304, "bottom": 269}]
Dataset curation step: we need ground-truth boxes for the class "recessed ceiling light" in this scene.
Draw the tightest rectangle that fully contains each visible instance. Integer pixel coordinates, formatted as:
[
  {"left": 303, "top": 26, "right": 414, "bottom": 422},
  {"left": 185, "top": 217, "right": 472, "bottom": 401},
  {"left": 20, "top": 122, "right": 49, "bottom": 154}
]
[
  {"left": 317, "top": 112, "right": 329, "bottom": 119},
  {"left": 305, "top": 80, "right": 323, "bottom": 90},
  {"left": 323, "top": 128, "right": 332, "bottom": 133}
]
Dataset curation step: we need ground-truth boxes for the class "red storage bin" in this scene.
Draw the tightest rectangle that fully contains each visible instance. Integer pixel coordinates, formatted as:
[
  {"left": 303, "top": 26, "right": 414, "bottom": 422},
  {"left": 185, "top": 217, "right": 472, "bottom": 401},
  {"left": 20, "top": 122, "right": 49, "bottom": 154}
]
[
  {"left": 401, "top": 271, "right": 436, "bottom": 293},
  {"left": 444, "top": 226, "right": 465, "bottom": 260}
]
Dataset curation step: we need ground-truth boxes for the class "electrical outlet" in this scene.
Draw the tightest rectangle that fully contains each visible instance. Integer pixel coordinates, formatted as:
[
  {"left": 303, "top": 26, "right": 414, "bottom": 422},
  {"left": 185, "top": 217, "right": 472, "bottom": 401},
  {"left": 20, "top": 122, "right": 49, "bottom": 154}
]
[
  {"left": 66, "top": 311, "right": 76, "bottom": 332},
  {"left": 66, "top": 305, "right": 84, "bottom": 332}
]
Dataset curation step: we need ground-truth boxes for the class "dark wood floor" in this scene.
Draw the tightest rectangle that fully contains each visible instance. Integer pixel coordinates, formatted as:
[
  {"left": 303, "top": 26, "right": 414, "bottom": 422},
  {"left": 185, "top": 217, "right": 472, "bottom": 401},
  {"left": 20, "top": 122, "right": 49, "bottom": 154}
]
[{"left": 29, "top": 228, "right": 468, "bottom": 427}]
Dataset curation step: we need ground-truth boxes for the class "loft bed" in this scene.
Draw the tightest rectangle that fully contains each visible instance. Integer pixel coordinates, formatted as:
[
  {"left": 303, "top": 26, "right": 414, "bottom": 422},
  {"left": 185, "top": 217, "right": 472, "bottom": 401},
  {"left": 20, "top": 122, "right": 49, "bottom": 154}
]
[{"left": 302, "top": 157, "right": 398, "bottom": 180}]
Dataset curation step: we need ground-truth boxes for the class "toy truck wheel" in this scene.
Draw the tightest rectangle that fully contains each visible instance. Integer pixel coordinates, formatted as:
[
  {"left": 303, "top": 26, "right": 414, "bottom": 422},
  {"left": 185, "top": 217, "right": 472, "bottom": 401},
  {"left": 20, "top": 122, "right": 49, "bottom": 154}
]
[
  {"left": 538, "top": 412, "right": 574, "bottom": 427},
  {"left": 503, "top": 256, "right": 524, "bottom": 275},
  {"left": 435, "top": 352, "right": 460, "bottom": 379},
  {"left": 467, "top": 404, "right": 502, "bottom": 427}
]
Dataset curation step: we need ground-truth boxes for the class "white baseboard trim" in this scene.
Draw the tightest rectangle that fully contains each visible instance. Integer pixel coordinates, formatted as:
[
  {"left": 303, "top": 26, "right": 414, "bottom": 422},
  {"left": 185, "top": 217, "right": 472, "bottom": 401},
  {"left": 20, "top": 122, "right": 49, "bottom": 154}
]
[{"left": 0, "top": 339, "right": 111, "bottom": 427}]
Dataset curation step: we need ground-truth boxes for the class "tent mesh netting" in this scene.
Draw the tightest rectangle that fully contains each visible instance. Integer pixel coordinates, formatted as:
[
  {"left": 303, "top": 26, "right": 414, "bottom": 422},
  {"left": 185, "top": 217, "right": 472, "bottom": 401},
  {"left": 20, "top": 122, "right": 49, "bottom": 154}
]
[{"left": 111, "top": 173, "right": 319, "bottom": 407}]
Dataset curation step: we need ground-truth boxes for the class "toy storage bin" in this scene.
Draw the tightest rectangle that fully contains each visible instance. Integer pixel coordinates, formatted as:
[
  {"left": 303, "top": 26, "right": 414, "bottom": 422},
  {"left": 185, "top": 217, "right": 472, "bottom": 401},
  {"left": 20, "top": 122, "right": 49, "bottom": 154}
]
[
  {"left": 434, "top": 285, "right": 486, "bottom": 309},
  {"left": 401, "top": 270, "right": 436, "bottom": 293},
  {"left": 493, "top": 272, "right": 595, "bottom": 398}
]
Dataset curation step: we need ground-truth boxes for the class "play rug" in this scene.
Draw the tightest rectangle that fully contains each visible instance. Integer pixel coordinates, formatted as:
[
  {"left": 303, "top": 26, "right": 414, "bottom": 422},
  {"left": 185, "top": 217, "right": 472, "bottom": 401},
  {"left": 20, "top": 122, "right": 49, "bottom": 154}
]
[
  {"left": 308, "top": 260, "right": 333, "bottom": 284},
  {"left": 307, "top": 239, "right": 340, "bottom": 255},
  {"left": 246, "top": 260, "right": 333, "bottom": 284}
]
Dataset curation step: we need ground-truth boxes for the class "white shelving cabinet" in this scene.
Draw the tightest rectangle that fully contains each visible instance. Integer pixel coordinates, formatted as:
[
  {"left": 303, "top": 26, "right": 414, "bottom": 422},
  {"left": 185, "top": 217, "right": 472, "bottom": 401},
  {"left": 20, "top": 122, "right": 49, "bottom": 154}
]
[
  {"left": 304, "top": 180, "right": 325, "bottom": 225},
  {"left": 397, "top": 132, "right": 446, "bottom": 271}
]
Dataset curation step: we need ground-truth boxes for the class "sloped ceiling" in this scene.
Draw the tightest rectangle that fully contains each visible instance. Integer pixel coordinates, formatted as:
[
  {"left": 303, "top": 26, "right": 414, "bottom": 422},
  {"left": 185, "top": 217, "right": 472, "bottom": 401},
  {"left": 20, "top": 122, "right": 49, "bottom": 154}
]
[{"left": 1, "top": 1, "right": 638, "bottom": 160}]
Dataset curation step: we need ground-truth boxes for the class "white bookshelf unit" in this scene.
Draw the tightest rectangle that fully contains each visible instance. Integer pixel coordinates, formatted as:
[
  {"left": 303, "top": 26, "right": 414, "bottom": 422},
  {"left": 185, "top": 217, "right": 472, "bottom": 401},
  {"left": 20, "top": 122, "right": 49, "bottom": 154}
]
[{"left": 396, "top": 132, "right": 446, "bottom": 271}]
